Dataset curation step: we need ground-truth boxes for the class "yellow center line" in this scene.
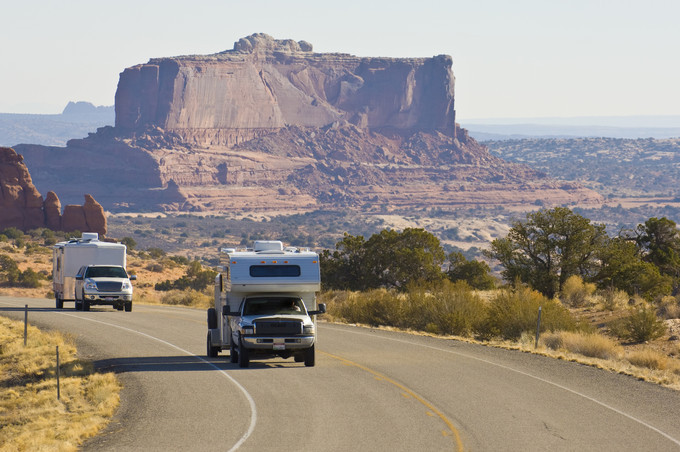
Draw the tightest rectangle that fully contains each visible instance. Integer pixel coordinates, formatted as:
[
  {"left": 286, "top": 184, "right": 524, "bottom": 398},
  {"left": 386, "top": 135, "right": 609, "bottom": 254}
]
[{"left": 321, "top": 351, "right": 464, "bottom": 452}]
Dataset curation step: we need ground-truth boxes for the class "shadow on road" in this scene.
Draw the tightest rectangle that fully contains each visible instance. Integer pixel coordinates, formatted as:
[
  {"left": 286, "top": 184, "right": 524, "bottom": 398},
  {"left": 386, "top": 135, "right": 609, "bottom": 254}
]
[{"left": 93, "top": 356, "right": 308, "bottom": 373}]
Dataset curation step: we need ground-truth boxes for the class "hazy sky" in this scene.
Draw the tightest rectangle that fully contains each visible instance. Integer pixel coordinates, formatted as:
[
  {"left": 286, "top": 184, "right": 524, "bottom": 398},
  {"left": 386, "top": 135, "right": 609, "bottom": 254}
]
[{"left": 2, "top": 0, "right": 679, "bottom": 120}]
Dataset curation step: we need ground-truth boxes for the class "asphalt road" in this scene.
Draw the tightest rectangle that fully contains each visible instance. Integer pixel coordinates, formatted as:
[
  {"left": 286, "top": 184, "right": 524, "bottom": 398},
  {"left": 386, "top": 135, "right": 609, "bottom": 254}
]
[{"left": 2, "top": 296, "right": 680, "bottom": 451}]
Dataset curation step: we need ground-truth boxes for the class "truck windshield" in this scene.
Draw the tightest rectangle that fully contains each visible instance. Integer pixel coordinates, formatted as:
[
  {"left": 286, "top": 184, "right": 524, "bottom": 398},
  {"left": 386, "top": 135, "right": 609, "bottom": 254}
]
[
  {"left": 85, "top": 267, "right": 128, "bottom": 278},
  {"left": 243, "top": 297, "right": 305, "bottom": 316}
]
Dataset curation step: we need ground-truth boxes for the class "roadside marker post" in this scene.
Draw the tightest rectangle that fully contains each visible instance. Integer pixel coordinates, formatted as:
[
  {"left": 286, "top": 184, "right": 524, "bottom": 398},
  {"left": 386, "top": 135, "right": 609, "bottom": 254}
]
[
  {"left": 56, "top": 346, "right": 61, "bottom": 400},
  {"left": 24, "top": 305, "right": 28, "bottom": 346}
]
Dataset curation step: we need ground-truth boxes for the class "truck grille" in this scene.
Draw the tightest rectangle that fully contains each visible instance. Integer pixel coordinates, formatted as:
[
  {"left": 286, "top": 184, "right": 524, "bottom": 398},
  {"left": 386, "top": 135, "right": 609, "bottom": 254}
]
[
  {"left": 255, "top": 320, "right": 302, "bottom": 335},
  {"left": 97, "top": 282, "right": 123, "bottom": 292}
]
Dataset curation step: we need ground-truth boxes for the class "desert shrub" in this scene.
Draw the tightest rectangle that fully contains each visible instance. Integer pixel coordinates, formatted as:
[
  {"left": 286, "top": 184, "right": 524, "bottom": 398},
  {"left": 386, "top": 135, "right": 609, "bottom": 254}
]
[
  {"left": 160, "top": 289, "right": 212, "bottom": 308},
  {"left": 542, "top": 331, "right": 622, "bottom": 360},
  {"left": 402, "top": 281, "right": 486, "bottom": 336},
  {"left": 626, "top": 349, "right": 675, "bottom": 370},
  {"left": 609, "top": 305, "right": 667, "bottom": 343},
  {"left": 121, "top": 237, "right": 137, "bottom": 251},
  {"left": 334, "top": 289, "right": 400, "bottom": 327},
  {"left": 146, "top": 262, "right": 164, "bottom": 273},
  {"left": 1, "top": 227, "right": 24, "bottom": 240},
  {"left": 17, "top": 268, "right": 43, "bottom": 288},
  {"left": 657, "top": 296, "right": 680, "bottom": 319},
  {"left": 560, "top": 275, "right": 596, "bottom": 307},
  {"left": 600, "top": 286, "right": 629, "bottom": 311},
  {"left": 478, "top": 285, "right": 577, "bottom": 340},
  {"left": 146, "top": 247, "right": 166, "bottom": 259},
  {"left": 168, "top": 255, "right": 190, "bottom": 266}
]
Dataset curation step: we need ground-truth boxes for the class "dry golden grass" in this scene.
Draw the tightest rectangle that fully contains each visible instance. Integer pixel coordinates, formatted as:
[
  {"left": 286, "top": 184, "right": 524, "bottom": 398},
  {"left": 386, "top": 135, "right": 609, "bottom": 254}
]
[
  {"left": 0, "top": 316, "right": 121, "bottom": 452},
  {"left": 542, "top": 331, "right": 623, "bottom": 360}
]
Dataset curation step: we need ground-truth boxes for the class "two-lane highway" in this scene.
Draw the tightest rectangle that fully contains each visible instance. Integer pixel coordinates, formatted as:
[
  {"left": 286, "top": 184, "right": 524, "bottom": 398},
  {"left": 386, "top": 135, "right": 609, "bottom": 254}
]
[{"left": 2, "top": 296, "right": 680, "bottom": 451}]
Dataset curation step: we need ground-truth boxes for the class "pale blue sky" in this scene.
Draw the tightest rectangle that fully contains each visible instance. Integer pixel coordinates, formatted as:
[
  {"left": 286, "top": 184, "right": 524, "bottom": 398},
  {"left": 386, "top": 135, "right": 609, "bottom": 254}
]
[{"left": 2, "top": 0, "right": 678, "bottom": 120}]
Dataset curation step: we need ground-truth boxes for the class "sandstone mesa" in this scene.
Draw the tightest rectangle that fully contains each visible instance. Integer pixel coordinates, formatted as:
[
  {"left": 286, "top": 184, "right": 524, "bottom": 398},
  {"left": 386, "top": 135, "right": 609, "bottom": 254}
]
[{"left": 14, "top": 33, "right": 603, "bottom": 213}]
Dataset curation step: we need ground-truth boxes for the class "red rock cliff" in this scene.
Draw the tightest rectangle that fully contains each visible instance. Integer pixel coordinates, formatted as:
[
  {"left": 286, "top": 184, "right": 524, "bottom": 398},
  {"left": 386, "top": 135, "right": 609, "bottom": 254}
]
[
  {"left": 115, "top": 33, "right": 456, "bottom": 146},
  {"left": 0, "top": 147, "right": 107, "bottom": 234}
]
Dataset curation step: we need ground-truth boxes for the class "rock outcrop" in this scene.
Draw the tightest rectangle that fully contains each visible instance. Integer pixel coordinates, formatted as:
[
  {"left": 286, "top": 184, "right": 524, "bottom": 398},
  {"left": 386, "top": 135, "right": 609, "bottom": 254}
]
[
  {"left": 114, "top": 33, "right": 456, "bottom": 146},
  {"left": 15, "top": 35, "right": 603, "bottom": 213},
  {"left": 0, "top": 147, "right": 107, "bottom": 234}
]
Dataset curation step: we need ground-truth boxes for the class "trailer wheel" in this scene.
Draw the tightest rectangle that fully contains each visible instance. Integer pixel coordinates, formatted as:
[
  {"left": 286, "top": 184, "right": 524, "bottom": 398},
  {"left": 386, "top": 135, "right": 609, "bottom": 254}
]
[
  {"left": 207, "top": 332, "right": 219, "bottom": 358},
  {"left": 207, "top": 308, "right": 217, "bottom": 329},
  {"left": 125, "top": 302, "right": 132, "bottom": 312},
  {"left": 304, "top": 345, "right": 315, "bottom": 367},
  {"left": 229, "top": 338, "right": 238, "bottom": 363},
  {"left": 75, "top": 299, "right": 82, "bottom": 311},
  {"left": 56, "top": 296, "right": 63, "bottom": 309},
  {"left": 238, "top": 338, "right": 250, "bottom": 368}
]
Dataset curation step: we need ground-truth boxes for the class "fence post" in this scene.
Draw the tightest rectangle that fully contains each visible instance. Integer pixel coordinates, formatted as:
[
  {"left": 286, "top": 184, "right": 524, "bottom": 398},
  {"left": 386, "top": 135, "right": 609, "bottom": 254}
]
[
  {"left": 24, "top": 305, "right": 28, "bottom": 346},
  {"left": 535, "top": 306, "right": 542, "bottom": 349},
  {"left": 56, "top": 346, "right": 61, "bottom": 400}
]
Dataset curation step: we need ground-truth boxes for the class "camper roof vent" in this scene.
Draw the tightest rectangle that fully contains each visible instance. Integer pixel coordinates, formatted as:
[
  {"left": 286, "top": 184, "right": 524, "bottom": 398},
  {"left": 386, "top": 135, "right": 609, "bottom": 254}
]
[
  {"left": 254, "top": 240, "right": 284, "bottom": 252},
  {"left": 81, "top": 232, "right": 99, "bottom": 241}
]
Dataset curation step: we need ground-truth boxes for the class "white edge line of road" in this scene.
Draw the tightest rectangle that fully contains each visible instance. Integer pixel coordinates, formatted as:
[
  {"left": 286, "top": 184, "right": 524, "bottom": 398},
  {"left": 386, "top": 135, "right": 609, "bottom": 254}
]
[
  {"left": 59, "top": 311, "right": 257, "bottom": 452},
  {"left": 326, "top": 324, "right": 680, "bottom": 447}
]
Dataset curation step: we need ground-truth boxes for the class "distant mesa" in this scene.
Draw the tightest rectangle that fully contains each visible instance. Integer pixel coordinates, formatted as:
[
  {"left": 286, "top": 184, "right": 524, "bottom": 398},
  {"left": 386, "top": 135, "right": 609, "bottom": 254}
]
[
  {"left": 13, "top": 33, "right": 603, "bottom": 213},
  {"left": 62, "top": 101, "right": 114, "bottom": 116},
  {"left": 0, "top": 146, "right": 107, "bottom": 235}
]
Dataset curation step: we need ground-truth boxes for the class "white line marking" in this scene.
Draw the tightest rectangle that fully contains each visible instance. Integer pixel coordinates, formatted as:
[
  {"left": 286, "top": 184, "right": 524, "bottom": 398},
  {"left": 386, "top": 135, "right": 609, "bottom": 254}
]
[
  {"left": 0, "top": 301, "right": 256, "bottom": 451},
  {"left": 324, "top": 325, "right": 680, "bottom": 447}
]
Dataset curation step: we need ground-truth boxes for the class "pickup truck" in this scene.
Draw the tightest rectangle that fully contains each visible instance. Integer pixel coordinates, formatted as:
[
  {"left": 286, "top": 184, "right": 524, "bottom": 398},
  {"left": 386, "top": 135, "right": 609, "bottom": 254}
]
[
  {"left": 74, "top": 264, "right": 136, "bottom": 312},
  {"left": 224, "top": 294, "right": 325, "bottom": 368}
]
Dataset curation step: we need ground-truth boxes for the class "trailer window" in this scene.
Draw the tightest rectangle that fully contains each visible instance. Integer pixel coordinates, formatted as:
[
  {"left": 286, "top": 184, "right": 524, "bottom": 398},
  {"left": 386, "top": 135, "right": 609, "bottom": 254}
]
[{"left": 249, "top": 265, "right": 301, "bottom": 277}]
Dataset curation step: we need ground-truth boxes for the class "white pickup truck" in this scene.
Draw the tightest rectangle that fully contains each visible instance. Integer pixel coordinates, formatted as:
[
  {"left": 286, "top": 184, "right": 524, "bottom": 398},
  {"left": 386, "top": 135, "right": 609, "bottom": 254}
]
[
  {"left": 74, "top": 264, "right": 136, "bottom": 311},
  {"left": 207, "top": 240, "right": 324, "bottom": 367}
]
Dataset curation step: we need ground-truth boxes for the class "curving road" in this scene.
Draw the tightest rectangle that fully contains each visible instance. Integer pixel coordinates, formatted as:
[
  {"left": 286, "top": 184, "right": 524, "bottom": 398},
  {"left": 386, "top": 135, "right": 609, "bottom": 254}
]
[{"left": 2, "top": 296, "right": 680, "bottom": 451}]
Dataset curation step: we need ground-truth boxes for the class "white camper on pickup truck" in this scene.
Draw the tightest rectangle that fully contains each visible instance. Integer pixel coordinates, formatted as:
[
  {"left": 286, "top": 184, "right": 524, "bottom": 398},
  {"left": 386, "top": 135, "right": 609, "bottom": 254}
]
[
  {"left": 53, "top": 233, "right": 135, "bottom": 311},
  {"left": 207, "top": 240, "right": 325, "bottom": 367}
]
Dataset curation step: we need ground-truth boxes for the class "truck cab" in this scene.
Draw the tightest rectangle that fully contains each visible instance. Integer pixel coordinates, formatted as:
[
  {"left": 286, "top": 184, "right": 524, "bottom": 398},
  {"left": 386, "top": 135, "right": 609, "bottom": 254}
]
[
  {"left": 74, "top": 264, "right": 136, "bottom": 312},
  {"left": 207, "top": 240, "right": 324, "bottom": 367}
]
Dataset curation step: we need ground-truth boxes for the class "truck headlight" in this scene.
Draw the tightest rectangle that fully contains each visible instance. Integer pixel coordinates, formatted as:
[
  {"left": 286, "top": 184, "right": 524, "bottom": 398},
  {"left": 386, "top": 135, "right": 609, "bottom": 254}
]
[
  {"left": 122, "top": 281, "right": 132, "bottom": 290},
  {"left": 303, "top": 325, "right": 315, "bottom": 334},
  {"left": 242, "top": 326, "right": 254, "bottom": 335},
  {"left": 85, "top": 280, "right": 98, "bottom": 290}
]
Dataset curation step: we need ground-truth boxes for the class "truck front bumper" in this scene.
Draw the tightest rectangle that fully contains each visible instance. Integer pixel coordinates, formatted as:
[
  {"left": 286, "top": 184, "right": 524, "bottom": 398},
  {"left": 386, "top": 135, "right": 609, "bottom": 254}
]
[
  {"left": 84, "top": 292, "right": 132, "bottom": 303},
  {"left": 242, "top": 335, "right": 315, "bottom": 350}
]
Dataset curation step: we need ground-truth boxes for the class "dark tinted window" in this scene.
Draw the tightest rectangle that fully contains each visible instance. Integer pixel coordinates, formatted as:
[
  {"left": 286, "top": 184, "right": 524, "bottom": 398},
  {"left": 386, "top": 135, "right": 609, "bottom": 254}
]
[
  {"left": 249, "top": 265, "right": 301, "bottom": 277},
  {"left": 85, "top": 266, "right": 128, "bottom": 278}
]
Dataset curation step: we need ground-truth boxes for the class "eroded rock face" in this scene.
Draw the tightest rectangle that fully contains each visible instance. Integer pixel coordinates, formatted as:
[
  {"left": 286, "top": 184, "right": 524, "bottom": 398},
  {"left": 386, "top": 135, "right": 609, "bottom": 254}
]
[
  {"left": 15, "top": 35, "right": 604, "bottom": 214},
  {"left": 0, "top": 146, "right": 107, "bottom": 234},
  {"left": 115, "top": 33, "right": 456, "bottom": 145}
]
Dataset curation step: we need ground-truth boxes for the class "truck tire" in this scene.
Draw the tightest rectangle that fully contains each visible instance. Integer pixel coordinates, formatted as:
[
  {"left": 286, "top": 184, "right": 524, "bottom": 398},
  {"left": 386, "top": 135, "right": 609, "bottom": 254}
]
[
  {"left": 229, "top": 339, "right": 238, "bottom": 363},
  {"left": 238, "top": 338, "right": 250, "bottom": 368},
  {"left": 207, "top": 332, "right": 219, "bottom": 358},
  {"left": 207, "top": 308, "right": 217, "bottom": 329},
  {"left": 83, "top": 299, "right": 91, "bottom": 311},
  {"left": 75, "top": 299, "right": 82, "bottom": 311},
  {"left": 56, "top": 296, "right": 63, "bottom": 309},
  {"left": 125, "top": 301, "right": 132, "bottom": 312},
  {"left": 304, "top": 345, "right": 315, "bottom": 367}
]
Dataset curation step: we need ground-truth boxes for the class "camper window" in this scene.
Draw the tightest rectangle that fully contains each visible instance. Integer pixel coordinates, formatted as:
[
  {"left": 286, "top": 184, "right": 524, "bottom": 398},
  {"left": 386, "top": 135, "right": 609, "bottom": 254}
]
[{"left": 249, "top": 265, "right": 301, "bottom": 278}]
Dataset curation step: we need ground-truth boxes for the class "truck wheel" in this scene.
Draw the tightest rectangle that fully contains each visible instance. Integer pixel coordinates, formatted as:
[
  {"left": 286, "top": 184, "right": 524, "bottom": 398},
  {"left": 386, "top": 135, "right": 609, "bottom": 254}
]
[
  {"left": 56, "top": 296, "right": 63, "bottom": 309},
  {"left": 83, "top": 300, "right": 91, "bottom": 311},
  {"left": 75, "top": 299, "right": 82, "bottom": 311},
  {"left": 125, "top": 302, "right": 132, "bottom": 312},
  {"left": 207, "top": 308, "right": 217, "bottom": 329},
  {"left": 207, "top": 332, "right": 219, "bottom": 358},
  {"left": 229, "top": 339, "right": 238, "bottom": 363},
  {"left": 238, "top": 338, "right": 250, "bottom": 368},
  {"left": 304, "top": 345, "right": 315, "bottom": 367}
]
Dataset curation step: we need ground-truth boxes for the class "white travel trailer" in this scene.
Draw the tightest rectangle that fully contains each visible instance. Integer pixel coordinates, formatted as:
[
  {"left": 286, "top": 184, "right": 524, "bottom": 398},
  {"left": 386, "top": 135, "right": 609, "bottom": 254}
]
[
  {"left": 53, "top": 233, "right": 128, "bottom": 309},
  {"left": 207, "top": 240, "right": 325, "bottom": 367}
]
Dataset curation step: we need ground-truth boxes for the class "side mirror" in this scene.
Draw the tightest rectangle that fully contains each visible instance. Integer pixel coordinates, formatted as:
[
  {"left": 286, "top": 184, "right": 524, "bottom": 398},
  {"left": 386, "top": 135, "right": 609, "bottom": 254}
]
[
  {"left": 129, "top": 275, "right": 137, "bottom": 281},
  {"left": 75, "top": 275, "right": 83, "bottom": 281},
  {"left": 309, "top": 303, "right": 326, "bottom": 315}
]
